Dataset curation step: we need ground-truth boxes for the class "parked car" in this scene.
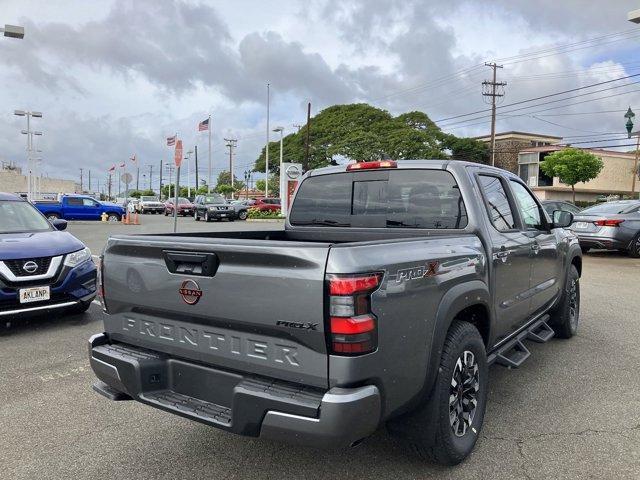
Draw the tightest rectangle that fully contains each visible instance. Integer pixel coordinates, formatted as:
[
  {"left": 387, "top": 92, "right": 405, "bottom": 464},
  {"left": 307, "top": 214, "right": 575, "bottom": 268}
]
[
  {"left": 88, "top": 160, "right": 581, "bottom": 465},
  {"left": 541, "top": 200, "right": 581, "bottom": 217},
  {"left": 569, "top": 199, "right": 640, "bottom": 256},
  {"left": 226, "top": 200, "right": 252, "bottom": 220},
  {"left": 164, "top": 197, "right": 195, "bottom": 216},
  {"left": 34, "top": 195, "right": 124, "bottom": 222},
  {"left": 193, "top": 194, "right": 237, "bottom": 221},
  {"left": 253, "top": 197, "right": 281, "bottom": 212},
  {"left": 1, "top": 193, "right": 96, "bottom": 318},
  {"left": 136, "top": 195, "right": 165, "bottom": 214}
]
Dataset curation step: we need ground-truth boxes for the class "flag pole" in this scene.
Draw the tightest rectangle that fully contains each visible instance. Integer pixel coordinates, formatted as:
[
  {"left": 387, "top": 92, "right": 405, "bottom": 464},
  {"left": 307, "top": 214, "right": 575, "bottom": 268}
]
[{"left": 208, "top": 115, "right": 212, "bottom": 193}]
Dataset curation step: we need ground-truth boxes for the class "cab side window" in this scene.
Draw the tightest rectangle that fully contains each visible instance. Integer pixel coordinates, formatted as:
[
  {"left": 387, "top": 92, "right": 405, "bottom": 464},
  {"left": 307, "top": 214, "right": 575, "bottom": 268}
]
[
  {"left": 478, "top": 175, "right": 516, "bottom": 232},
  {"left": 510, "top": 180, "right": 544, "bottom": 230}
]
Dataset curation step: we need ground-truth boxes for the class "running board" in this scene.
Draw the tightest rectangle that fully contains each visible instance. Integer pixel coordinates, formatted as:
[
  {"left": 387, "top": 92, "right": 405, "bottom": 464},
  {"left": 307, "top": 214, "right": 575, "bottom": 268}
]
[{"left": 488, "top": 315, "right": 552, "bottom": 368}]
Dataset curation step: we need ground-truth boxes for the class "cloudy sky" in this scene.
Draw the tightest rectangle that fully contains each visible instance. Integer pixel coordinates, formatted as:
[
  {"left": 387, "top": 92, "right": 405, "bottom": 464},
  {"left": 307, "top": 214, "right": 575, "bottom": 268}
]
[{"left": 1, "top": 0, "right": 639, "bottom": 191}]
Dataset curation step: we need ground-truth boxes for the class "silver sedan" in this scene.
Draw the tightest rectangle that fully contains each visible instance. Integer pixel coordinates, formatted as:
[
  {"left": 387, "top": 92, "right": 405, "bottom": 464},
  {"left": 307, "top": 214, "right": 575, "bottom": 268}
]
[{"left": 570, "top": 200, "right": 640, "bottom": 257}]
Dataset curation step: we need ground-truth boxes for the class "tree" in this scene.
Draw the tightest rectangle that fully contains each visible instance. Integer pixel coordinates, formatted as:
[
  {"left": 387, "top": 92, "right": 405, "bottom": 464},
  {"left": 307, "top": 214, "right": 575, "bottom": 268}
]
[
  {"left": 216, "top": 171, "right": 245, "bottom": 192},
  {"left": 253, "top": 103, "right": 490, "bottom": 172},
  {"left": 255, "top": 174, "right": 279, "bottom": 197},
  {"left": 439, "top": 134, "right": 490, "bottom": 164},
  {"left": 539, "top": 148, "right": 604, "bottom": 202}
]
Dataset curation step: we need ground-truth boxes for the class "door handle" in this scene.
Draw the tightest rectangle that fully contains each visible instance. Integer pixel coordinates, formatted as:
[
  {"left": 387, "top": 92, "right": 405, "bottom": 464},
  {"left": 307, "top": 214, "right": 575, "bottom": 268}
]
[
  {"left": 531, "top": 244, "right": 541, "bottom": 254},
  {"left": 494, "top": 250, "right": 509, "bottom": 262}
]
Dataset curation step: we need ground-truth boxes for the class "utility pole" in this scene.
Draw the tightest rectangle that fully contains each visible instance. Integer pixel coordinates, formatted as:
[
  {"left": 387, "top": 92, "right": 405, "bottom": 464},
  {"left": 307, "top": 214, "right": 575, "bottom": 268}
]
[
  {"left": 159, "top": 160, "right": 163, "bottom": 198},
  {"left": 482, "top": 62, "right": 506, "bottom": 167},
  {"left": 224, "top": 138, "right": 238, "bottom": 198},
  {"left": 107, "top": 174, "right": 112, "bottom": 200},
  {"left": 79, "top": 168, "right": 84, "bottom": 192},
  {"left": 304, "top": 102, "right": 311, "bottom": 172},
  {"left": 88, "top": 169, "right": 91, "bottom": 192},
  {"left": 147, "top": 164, "right": 153, "bottom": 191},
  {"left": 135, "top": 166, "right": 140, "bottom": 191}
]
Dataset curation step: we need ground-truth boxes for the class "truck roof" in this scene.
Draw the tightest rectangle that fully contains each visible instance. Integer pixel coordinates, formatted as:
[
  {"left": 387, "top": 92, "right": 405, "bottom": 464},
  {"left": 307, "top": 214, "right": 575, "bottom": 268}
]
[
  {"left": 0, "top": 192, "right": 23, "bottom": 201},
  {"left": 307, "top": 159, "right": 517, "bottom": 178}
]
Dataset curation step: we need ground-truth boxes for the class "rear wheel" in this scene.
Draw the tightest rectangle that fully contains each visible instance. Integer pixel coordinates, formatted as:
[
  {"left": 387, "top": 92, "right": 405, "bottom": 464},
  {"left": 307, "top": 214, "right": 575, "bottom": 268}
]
[
  {"left": 194, "top": 211, "right": 200, "bottom": 221},
  {"left": 390, "top": 321, "right": 488, "bottom": 465},
  {"left": 238, "top": 210, "right": 248, "bottom": 220},
  {"left": 46, "top": 213, "right": 60, "bottom": 221},
  {"left": 629, "top": 233, "right": 640, "bottom": 258},
  {"left": 106, "top": 213, "right": 120, "bottom": 222},
  {"left": 549, "top": 265, "right": 580, "bottom": 339}
]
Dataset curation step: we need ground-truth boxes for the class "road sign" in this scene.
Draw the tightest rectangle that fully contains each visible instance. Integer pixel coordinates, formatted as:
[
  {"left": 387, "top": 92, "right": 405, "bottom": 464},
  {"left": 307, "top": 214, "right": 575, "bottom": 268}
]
[
  {"left": 120, "top": 172, "right": 133, "bottom": 184},
  {"left": 174, "top": 139, "right": 183, "bottom": 167}
]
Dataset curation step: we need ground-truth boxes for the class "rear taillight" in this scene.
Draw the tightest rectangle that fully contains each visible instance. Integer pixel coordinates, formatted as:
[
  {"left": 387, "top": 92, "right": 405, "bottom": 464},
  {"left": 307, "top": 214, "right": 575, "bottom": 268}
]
[
  {"left": 594, "top": 219, "right": 625, "bottom": 227},
  {"left": 326, "top": 272, "right": 382, "bottom": 355},
  {"left": 96, "top": 257, "right": 107, "bottom": 312},
  {"left": 346, "top": 160, "right": 397, "bottom": 171}
]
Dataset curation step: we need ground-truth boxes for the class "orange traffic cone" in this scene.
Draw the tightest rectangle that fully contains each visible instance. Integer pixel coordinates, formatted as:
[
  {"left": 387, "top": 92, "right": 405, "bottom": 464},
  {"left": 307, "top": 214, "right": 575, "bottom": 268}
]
[
  {"left": 133, "top": 211, "right": 140, "bottom": 225},
  {"left": 123, "top": 212, "right": 129, "bottom": 225}
]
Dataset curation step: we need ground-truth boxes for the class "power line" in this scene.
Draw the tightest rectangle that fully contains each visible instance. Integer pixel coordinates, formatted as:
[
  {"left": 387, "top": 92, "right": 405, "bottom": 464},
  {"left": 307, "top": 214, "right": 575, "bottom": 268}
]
[{"left": 435, "top": 73, "right": 640, "bottom": 124}]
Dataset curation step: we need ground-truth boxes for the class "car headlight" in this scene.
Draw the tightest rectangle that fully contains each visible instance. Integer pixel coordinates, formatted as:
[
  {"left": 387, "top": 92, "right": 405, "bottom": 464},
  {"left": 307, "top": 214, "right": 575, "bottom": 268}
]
[
  {"left": 208, "top": 206, "right": 217, "bottom": 210},
  {"left": 64, "top": 247, "right": 92, "bottom": 267}
]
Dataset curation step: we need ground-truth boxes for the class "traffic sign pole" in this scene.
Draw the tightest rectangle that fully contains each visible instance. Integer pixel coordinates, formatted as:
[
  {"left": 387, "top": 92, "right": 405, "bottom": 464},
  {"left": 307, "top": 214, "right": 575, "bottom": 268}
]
[{"left": 173, "top": 166, "right": 180, "bottom": 233}]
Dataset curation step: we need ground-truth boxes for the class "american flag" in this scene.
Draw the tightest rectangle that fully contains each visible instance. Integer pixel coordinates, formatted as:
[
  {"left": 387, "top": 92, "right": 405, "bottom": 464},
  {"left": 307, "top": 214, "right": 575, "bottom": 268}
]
[
  {"left": 108, "top": 165, "right": 115, "bottom": 172},
  {"left": 167, "top": 135, "right": 176, "bottom": 146},
  {"left": 120, "top": 162, "right": 126, "bottom": 168},
  {"left": 130, "top": 154, "right": 137, "bottom": 163},
  {"left": 198, "top": 118, "right": 209, "bottom": 131}
]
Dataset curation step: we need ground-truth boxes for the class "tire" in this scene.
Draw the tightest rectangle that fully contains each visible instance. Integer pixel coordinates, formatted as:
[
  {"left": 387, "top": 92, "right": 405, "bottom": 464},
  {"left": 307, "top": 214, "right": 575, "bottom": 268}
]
[
  {"left": 238, "top": 210, "right": 248, "bottom": 220},
  {"left": 68, "top": 300, "right": 92, "bottom": 315},
  {"left": 629, "top": 233, "right": 640, "bottom": 258},
  {"left": 204, "top": 211, "right": 210, "bottom": 222},
  {"left": 194, "top": 211, "right": 200, "bottom": 221},
  {"left": 390, "top": 321, "right": 488, "bottom": 465},
  {"left": 106, "top": 213, "right": 120, "bottom": 222},
  {"left": 164, "top": 210, "right": 168, "bottom": 216},
  {"left": 46, "top": 213, "right": 60, "bottom": 221},
  {"left": 549, "top": 265, "right": 580, "bottom": 339}
]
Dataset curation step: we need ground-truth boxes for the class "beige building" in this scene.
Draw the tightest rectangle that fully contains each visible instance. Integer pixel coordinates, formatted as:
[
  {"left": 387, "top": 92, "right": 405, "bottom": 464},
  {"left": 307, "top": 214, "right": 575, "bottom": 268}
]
[
  {"left": 0, "top": 168, "right": 78, "bottom": 196},
  {"left": 474, "top": 131, "right": 562, "bottom": 173},
  {"left": 518, "top": 146, "right": 638, "bottom": 202}
]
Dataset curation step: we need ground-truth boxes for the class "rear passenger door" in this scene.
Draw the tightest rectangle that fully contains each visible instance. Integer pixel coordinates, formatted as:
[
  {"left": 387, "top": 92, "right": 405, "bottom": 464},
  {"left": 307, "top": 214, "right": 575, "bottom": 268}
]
[
  {"left": 477, "top": 174, "right": 533, "bottom": 343},
  {"left": 509, "top": 180, "right": 561, "bottom": 315},
  {"left": 64, "top": 197, "right": 84, "bottom": 220}
]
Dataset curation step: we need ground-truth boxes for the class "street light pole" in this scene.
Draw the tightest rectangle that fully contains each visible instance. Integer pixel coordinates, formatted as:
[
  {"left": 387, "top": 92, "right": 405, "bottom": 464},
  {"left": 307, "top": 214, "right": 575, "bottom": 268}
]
[
  {"left": 185, "top": 149, "right": 193, "bottom": 198},
  {"left": 265, "top": 83, "right": 270, "bottom": 198},
  {"left": 16, "top": 110, "right": 43, "bottom": 201},
  {"left": 625, "top": 107, "right": 639, "bottom": 199}
]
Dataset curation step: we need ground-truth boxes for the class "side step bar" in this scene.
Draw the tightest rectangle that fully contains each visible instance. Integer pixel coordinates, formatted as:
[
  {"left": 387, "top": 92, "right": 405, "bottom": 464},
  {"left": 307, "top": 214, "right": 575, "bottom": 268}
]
[{"left": 488, "top": 315, "right": 553, "bottom": 368}]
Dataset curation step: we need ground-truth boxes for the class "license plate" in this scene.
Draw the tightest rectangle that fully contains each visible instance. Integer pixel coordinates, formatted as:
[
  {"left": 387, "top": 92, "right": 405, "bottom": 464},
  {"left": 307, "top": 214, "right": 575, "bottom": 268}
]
[
  {"left": 220, "top": 214, "right": 227, "bottom": 217},
  {"left": 19, "top": 286, "right": 51, "bottom": 304},
  {"left": 573, "top": 222, "right": 589, "bottom": 230}
]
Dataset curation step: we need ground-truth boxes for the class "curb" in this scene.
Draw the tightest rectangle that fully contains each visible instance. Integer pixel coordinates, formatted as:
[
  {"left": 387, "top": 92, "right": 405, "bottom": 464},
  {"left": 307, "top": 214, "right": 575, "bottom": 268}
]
[{"left": 246, "top": 218, "right": 285, "bottom": 223}]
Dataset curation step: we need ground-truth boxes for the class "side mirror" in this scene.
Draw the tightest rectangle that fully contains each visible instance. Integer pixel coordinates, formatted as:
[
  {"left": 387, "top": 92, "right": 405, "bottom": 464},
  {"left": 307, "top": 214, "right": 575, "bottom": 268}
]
[
  {"left": 52, "top": 218, "right": 68, "bottom": 231},
  {"left": 552, "top": 210, "right": 573, "bottom": 229}
]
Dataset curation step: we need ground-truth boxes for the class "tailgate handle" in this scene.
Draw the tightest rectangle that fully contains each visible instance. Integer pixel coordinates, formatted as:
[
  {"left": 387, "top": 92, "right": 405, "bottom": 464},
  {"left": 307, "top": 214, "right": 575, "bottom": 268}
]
[{"left": 163, "top": 251, "right": 219, "bottom": 277}]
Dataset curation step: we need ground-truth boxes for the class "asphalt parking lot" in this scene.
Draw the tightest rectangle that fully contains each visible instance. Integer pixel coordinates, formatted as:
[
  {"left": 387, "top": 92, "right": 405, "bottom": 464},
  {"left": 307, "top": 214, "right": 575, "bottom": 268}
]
[{"left": 1, "top": 215, "right": 639, "bottom": 479}]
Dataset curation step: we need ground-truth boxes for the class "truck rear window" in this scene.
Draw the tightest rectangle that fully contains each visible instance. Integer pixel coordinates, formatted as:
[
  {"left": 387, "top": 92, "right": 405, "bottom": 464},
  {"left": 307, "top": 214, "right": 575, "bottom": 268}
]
[{"left": 290, "top": 169, "right": 467, "bottom": 229}]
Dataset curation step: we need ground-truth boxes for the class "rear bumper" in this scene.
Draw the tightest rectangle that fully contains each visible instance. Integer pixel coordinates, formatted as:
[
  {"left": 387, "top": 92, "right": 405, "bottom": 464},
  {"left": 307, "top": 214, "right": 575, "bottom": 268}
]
[
  {"left": 88, "top": 334, "right": 381, "bottom": 448},
  {"left": 574, "top": 234, "right": 627, "bottom": 250}
]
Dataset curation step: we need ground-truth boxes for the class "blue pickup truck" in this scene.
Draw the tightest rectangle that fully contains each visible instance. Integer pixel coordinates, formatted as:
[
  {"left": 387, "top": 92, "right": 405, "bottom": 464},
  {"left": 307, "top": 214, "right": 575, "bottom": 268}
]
[
  {"left": 0, "top": 192, "right": 97, "bottom": 319},
  {"left": 35, "top": 195, "right": 125, "bottom": 222}
]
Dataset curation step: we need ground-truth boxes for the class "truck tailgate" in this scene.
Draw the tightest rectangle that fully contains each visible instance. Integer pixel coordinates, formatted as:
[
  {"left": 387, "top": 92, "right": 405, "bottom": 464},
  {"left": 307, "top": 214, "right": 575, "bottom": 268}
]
[{"left": 101, "top": 235, "right": 331, "bottom": 388}]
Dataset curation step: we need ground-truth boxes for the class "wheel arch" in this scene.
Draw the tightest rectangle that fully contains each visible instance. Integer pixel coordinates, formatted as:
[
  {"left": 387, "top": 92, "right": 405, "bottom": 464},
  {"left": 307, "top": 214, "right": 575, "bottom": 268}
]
[{"left": 424, "top": 281, "right": 492, "bottom": 397}]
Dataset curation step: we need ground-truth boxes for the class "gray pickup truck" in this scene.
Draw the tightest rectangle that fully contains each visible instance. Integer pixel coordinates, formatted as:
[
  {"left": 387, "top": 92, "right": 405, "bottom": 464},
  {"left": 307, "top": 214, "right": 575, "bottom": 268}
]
[{"left": 89, "top": 160, "right": 582, "bottom": 465}]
